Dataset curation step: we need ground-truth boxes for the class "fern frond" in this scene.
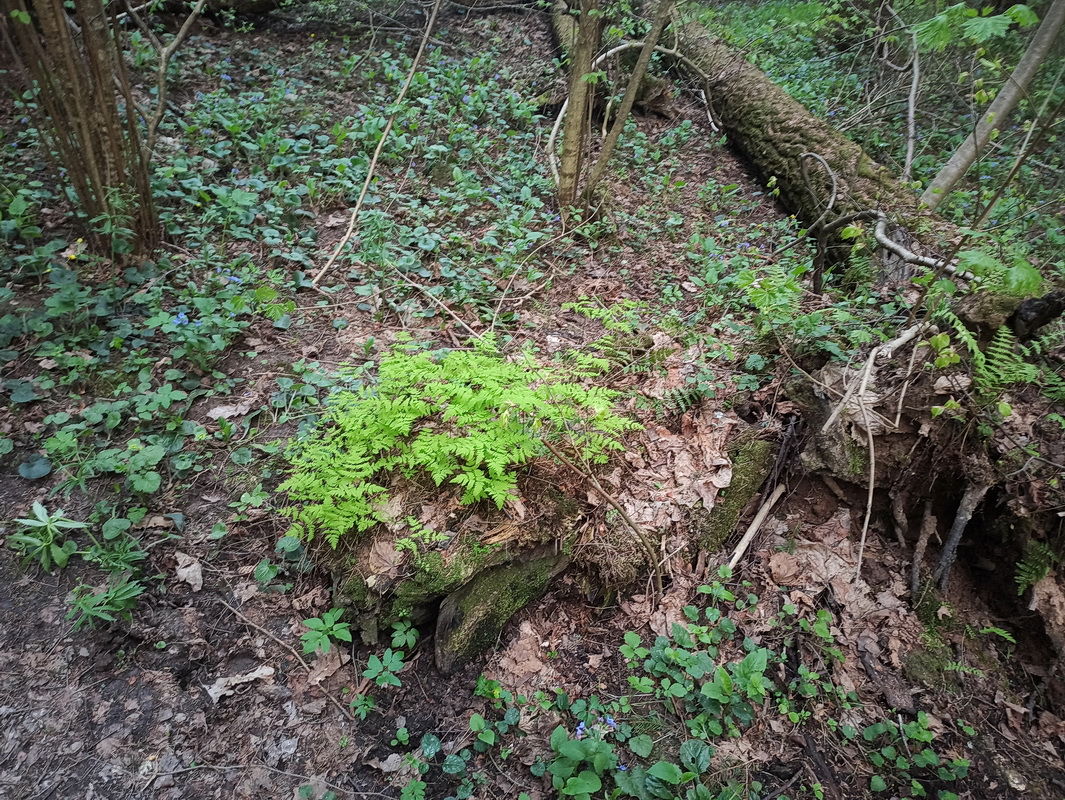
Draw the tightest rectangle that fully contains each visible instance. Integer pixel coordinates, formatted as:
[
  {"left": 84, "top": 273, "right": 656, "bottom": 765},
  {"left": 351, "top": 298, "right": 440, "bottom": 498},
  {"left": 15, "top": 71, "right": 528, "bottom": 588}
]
[
  {"left": 1016, "top": 540, "right": 1057, "bottom": 595},
  {"left": 277, "top": 340, "right": 640, "bottom": 546}
]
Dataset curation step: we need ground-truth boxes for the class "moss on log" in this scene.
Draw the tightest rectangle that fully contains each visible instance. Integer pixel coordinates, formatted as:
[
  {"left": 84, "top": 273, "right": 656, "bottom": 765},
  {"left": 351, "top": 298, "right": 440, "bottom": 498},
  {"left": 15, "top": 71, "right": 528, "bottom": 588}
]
[{"left": 677, "top": 25, "right": 961, "bottom": 252}]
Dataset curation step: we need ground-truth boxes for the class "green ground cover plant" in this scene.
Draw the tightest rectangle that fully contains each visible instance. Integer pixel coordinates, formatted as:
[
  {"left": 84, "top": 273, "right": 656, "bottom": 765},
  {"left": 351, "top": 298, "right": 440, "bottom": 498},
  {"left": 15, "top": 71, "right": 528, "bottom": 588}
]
[{"left": 279, "top": 337, "right": 639, "bottom": 546}]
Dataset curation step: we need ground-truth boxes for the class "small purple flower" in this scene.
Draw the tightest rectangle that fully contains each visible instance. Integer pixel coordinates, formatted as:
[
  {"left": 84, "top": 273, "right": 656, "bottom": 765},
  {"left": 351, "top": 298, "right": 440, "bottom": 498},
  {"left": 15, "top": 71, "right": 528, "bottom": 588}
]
[
  {"left": 618, "top": 765, "right": 627, "bottom": 772},
  {"left": 605, "top": 716, "right": 616, "bottom": 729},
  {"left": 173, "top": 312, "right": 189, "bottom": 325},
  {"left": 575, "top": 721, "right": 586, "bottom": 740},
  {"left": 221, "top": 74, "right": 232, "bottom": 82}
]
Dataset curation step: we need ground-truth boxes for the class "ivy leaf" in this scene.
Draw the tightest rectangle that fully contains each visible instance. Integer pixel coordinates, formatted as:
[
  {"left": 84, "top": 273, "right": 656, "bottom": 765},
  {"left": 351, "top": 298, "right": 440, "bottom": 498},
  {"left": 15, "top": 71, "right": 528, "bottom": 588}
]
[
  {"left": 130, "top": 471, "right": 162, "bottom": 494},
  {"left": 962, "top": 13, "right": 1013, "bottom": 41},
  {"left": 420, "top": 733, "right": 442, "bottom": 759},
  {"left": 4, "top": 379, "right": 39, "bottom": 404},
  {"left": 441, "top": 754, "right": 466, "bottom": 775}
]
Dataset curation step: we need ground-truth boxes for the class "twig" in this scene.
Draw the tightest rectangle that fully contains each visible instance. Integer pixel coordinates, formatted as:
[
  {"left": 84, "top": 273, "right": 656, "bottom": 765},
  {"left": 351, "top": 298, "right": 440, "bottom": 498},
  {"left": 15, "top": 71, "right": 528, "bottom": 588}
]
[
  {"left": 309, "top": 0, "right": 444, "bottom": 288},
  {"left": 728, "top": 483, "right": 786, "bottom": 572},
  {"left": 901, "top": 30, "right": 919, "bottom": 182},
  {"left": 854, "top": 385, "right": 877, "bottom": 580},
  {"left": 221, "top": 601, "right": 354, "bottom": 722},
  {"left": 123, "top": 0, "right": 208, "bottom": 157},
  {"left": 820, "top": 323, "right": 927, "bottom": 434},
  {"left": 542, "top": 439, "right": 662, "bottom": 598},
  {"left": 385, "top": 265, "right": 486, "bottom": 342},
  {"left": 932, "top": 481, "right": 990, "bottom": 591},
  {"left": 910, "top": 499, "right": 935, "bottom": 597}
]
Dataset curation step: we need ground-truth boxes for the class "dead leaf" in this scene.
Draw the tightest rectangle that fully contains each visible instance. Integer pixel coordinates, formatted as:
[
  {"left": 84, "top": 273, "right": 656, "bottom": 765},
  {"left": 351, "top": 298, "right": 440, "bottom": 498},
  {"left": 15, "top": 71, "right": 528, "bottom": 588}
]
[
  {"left": 307, "top": 648, "right": 345, "bottom": 686},
  {"left": 175, "top": 551, "right": 203, "bottom": 592},
  {"left": 206, "top": 399, "right": 255, "bottom": 420},
  {"left": 205, "top": 665, "right": 275, "bottom": 703}
]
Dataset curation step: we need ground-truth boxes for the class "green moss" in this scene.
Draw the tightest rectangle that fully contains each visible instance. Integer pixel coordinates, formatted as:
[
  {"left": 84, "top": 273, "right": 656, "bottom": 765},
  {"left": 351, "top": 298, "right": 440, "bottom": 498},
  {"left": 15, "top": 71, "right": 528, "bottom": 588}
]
[
  {"left": 435, "top": 553, "right": 568, "bottom": 673},
  {"left": 696, "top": 438, "right": 773, "bottom": 551},
  {"left": 844, "top": 436, "right": 868, "bottom": 480},
  {"left": 903, "top": 635, "right": 961, "bottom": 693},
  {"left": 388, "top": 540, "right": 500, "bottom": 619}
]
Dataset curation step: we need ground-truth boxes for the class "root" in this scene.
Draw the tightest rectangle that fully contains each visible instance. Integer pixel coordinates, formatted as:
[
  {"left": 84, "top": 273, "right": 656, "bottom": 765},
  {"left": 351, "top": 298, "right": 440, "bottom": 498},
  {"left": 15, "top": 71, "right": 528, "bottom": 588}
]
[{"left": 932, "top": 482, "right": 991, "bottom": 591}]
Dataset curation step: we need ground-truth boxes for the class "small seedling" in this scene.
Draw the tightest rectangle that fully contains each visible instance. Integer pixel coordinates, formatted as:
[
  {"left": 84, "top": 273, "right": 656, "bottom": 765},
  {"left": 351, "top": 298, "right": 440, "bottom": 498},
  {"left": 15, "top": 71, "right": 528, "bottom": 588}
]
[
  {"left": 363, "top": 648, "right": 405, "bottom": 687},
  {"left": 67, "top": 576, "right": 144, "bottom": 630},
  {"left": 301, "top": 608, "right": 352, "bottom": 655}
]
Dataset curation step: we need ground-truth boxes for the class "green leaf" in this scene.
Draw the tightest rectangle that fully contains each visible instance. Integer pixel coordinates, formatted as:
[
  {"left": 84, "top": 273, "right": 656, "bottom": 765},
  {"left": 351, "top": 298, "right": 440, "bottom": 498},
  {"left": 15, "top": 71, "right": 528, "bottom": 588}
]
[
  {"left": 420, "top": 733, "right": 442, "bottom": 759},
  {"left": 254, "top": 558, "right": 278, "bottom": 582},
  {"left": 19, "top": 455, "right": 52, "bottom": 480},
  {"left": 0, "top": 437, "right": 12, "bottom": 456},
  {"left": 5, "top": 379, "right": 39, "bottom": 403},
  {"left": 1003, "top": 258, "right": 1043, "bottom": 297},
  {"left": 647, "top": 761, "right": 683, "bottom": 785},
  {"left": 629, "top": 734, "right": 654, "bottom": 758},
  {"left": 230, "top": 447, "right": 254, "bottom": 465},
  {"left": 962, "top": 13, "right": 1013, "bottom": 41},
  {"left": 679, "top": 740, "right": 712, "bottom": 774},
  {"left": 1004, "top": 4, "right": 1038, "bottom": 27},
  {"left": 441, "top": 754, "right": 466, "bottom": 775},
  {"left": 871, "top": 775, "right": 888, "bottom": 792},
  {"left": 102, "top": 518, "right": 132, "bottom": 540},
  {"left": 130, "top": 471, "right": 161, "bottom": 494},
  {"left": 562, "top": 771, "right": 602, "bottom": 795}
]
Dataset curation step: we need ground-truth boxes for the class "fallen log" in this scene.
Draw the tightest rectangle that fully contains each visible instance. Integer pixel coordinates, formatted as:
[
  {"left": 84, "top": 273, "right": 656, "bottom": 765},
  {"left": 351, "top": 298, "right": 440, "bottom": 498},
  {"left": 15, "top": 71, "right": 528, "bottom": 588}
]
[{"left": 677, "top": 24, "right": 960, "bottom": 263}]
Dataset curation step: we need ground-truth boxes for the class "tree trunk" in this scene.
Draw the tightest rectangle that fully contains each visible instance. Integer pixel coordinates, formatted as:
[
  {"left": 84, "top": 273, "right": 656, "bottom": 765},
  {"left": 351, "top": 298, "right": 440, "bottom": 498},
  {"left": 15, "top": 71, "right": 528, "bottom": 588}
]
[
  {"left": 921, "top": 0, "right": 1065, "bottom": 212},
  {"left": 557, "top": 0, "right": 599, "bottom": 210},
  {"left": 0, "top": 0, "right": 158, "bottom": 257},
  {"left": 678, "top": 24, "right": 960, "bottom": 255},
  {"left": 581, "top": 0, "right": 672, "bottom": 200}
]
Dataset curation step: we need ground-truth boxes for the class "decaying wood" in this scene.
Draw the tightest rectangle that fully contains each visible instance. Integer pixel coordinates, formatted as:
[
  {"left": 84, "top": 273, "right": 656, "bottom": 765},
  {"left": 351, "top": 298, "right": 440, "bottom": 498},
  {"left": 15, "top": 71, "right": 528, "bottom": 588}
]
[
  {"left": 933, "top": 481, "right": 991, "bottom": 591},
  {"left": 678, "top": 23, "right": 962, "bottom": 259}
]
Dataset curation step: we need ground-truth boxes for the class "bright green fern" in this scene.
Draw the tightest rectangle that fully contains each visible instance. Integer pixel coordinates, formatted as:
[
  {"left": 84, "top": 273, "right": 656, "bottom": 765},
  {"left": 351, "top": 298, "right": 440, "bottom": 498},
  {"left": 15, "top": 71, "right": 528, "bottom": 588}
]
[
  {"left": 278, "top": 339, "right": 640, "bottom": 547},
  {"left": 1015, "top": 540, "right": 1058, "bottom": 596}
]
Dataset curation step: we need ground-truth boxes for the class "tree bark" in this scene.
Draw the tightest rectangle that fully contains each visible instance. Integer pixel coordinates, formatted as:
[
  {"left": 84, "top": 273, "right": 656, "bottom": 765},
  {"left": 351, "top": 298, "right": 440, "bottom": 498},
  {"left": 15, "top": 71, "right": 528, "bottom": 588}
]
[
  {"left": 921, "top": 0, "right": 1065, "bottom": 212},
  {"left": 678, "top": 23, "right": 960, "bottom": 255},
  {"left": 557, "top": 0, "right": 599, "bottom": 211},
  {"left": 581, "top": 0, "right": 672, "bottom": 200}
]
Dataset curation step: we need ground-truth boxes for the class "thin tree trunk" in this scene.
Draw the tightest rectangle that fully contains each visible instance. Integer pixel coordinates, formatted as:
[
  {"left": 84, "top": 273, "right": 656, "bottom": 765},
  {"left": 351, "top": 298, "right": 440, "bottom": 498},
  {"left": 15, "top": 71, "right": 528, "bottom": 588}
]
[
  {"left": 581, "top": 0, "right": 673, "bottom": 200},
  {"left": 557, "top": 0, "right": 600, "bottom": 211},
  {"left": 920, "top": 0, "right": 1065, "bottom": 211}
]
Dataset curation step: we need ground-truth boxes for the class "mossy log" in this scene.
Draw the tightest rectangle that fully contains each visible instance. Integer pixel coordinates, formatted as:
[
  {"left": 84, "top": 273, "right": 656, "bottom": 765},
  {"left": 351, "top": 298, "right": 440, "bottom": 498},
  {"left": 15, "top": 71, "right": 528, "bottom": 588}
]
[{"left": 677, "top": 24, "right": 961, "bottom": 255}]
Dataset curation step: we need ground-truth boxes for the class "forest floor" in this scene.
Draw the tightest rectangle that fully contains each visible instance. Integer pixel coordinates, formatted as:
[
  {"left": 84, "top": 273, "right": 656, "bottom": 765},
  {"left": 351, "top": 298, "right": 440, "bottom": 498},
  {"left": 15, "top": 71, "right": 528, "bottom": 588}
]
[{"left": 1, "top": 6, "right": 1064, "bottom": 800}]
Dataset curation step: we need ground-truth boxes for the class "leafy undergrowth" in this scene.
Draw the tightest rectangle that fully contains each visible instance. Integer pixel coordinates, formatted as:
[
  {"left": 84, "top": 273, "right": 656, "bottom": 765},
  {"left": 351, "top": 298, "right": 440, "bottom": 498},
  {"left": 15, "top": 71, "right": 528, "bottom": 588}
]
[{"left": 1, "top": 4, "right": 1064, "bottom": 800}]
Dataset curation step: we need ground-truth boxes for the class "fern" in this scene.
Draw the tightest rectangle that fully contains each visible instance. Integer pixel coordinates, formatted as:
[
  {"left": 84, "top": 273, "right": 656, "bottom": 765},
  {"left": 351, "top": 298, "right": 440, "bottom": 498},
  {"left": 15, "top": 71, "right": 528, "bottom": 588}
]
[
  {"left": 942, "top": 312, "right": 1055, "bottom": 398},
  {"left": 1015, "top": 540, "right": 1058, "bottom": 596},
  {"left": 977, "top": 327, "right": 1040, "bottom": 394},
  {"left": 278, "top": 338, "right": 640, "bottom": 547}
]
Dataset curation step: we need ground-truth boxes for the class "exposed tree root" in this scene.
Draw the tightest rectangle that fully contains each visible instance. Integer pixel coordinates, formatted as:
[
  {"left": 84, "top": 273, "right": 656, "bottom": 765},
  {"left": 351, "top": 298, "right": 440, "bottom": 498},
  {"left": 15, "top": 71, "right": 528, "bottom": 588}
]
[{"left": 933, "top": 482, "right": 991, "bottom": 591}]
